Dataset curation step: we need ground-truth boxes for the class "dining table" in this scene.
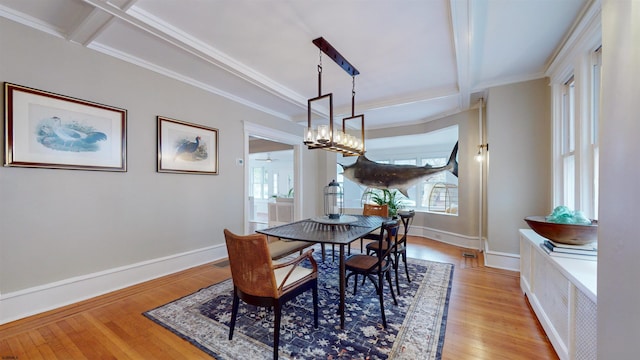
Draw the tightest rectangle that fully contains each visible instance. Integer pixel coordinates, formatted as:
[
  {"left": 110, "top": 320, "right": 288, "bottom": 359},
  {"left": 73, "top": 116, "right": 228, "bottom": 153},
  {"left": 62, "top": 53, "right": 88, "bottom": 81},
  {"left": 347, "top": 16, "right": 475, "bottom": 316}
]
[{"left": 256, "top": 214, "right": 388, "bottom": 329}]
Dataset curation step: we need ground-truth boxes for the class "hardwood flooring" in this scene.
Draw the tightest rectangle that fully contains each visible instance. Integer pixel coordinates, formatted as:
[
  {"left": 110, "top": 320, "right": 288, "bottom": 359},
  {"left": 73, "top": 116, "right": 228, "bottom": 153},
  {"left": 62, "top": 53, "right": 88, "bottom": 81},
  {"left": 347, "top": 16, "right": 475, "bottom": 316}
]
[{"left": 0, "top": 236, "right": 558, "bottom": 359}]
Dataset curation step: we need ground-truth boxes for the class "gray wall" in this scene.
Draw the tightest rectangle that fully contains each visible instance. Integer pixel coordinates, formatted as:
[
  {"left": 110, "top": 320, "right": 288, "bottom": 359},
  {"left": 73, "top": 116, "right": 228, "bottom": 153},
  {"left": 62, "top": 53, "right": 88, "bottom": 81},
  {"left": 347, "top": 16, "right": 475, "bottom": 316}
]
[
  {"left": 486, "top": 78, "right": 552, "bottom": 254},
  {"left": 598, "top": 0, "right": 640, "bottom": 356},
  {"left": 0, "top": 18, "right": 313, "bottom": 294}
]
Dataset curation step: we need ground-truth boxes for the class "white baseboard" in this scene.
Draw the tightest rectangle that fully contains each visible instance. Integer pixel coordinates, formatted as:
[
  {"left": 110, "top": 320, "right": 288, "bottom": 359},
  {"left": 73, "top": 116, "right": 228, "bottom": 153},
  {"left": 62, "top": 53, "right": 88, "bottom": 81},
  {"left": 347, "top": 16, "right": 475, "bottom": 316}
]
[
  {"left": 410, "top": 226, "right": 482, "bottom": 250},
  {"left": 410, "top": 226, "right": 520, "bottom": 271},
  {"left": 0, "top": 244, "right": 228, "bottom": 325},
  {"left": 483, "top": 242, "right": 520, "bottom": 271}
]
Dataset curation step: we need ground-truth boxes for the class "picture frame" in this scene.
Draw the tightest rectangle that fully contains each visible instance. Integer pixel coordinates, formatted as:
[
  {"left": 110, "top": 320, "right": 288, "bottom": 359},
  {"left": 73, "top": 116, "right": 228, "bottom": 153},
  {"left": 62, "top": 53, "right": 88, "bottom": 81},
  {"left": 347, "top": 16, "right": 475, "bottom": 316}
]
[
  {"left": 4, "top": 82, "right": 127, "bottom": 171},
  {"left": 157, "top": 116, "right": 219, "bottom": 175}
]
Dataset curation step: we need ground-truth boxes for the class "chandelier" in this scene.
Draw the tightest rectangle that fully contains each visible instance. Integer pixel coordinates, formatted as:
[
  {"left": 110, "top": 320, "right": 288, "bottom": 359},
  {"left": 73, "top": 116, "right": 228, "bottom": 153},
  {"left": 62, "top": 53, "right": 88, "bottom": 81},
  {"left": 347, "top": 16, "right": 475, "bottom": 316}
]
[{"left": 303, "top": 37, "right": 365, "bottom": 157}]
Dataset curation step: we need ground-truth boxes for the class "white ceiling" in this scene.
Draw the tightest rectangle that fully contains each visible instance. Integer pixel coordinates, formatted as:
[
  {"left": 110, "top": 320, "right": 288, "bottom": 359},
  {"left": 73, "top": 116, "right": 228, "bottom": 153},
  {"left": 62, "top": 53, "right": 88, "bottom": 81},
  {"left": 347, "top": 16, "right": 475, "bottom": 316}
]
[
  {"left": 0, "top": 0, "right": 590, "bottom": 130},
  {"left": 366, "top": 124, "right": 458, "bottom": 151}
]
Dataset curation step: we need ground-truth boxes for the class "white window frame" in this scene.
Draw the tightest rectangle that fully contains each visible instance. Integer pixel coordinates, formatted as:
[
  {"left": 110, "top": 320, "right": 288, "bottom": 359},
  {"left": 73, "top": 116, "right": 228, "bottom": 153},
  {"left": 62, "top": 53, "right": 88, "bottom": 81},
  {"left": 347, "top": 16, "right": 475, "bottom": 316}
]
[
  {"left": 589, "top": 47, "right": 601, "bottom": 219},
  {"left": 549, "top": 41, "right": 601, "bottom": 219},
  {"left": 560, "top": 77, "right": 577, "bottom": 210}
]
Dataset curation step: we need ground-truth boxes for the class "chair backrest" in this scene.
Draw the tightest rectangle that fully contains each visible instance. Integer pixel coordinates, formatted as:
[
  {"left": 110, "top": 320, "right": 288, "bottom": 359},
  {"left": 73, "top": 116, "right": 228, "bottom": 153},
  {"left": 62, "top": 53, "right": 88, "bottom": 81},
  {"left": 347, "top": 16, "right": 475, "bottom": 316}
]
[
  {"left": 398, "top": 211, "right": 415, "bottom": 245},
  {"left": 363, "top": 203, "right": 389, "bottom": 217},
  {"left": 377, "top": 220, "right": 400, "bottom": 264},
  {"left": 223, "top": 229, "right": 279, "bottom": 298}
]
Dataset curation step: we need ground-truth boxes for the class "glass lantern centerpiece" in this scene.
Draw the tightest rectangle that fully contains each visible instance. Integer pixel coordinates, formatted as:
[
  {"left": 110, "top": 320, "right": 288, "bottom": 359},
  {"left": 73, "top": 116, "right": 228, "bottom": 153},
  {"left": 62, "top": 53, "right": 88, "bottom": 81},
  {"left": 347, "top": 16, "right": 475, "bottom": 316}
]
[{"left": 324, "top": 179, "right": 343, "bottom": 219}]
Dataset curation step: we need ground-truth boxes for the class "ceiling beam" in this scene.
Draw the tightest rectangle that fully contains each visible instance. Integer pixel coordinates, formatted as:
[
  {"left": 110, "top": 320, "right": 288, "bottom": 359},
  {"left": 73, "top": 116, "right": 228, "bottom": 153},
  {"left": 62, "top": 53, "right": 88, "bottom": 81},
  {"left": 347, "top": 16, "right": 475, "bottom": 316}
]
[
  {"left": 81, "top": 0, "right": 308, "bottom": 116},
  {"left": 71, "top": 0, "right": 137, "bottom": 45},
  {"left": 449, "top": 0, "right": 471, "bottom": 111},
  {"left": 67, "top": 9, "right": 114, "bottom": 45}
]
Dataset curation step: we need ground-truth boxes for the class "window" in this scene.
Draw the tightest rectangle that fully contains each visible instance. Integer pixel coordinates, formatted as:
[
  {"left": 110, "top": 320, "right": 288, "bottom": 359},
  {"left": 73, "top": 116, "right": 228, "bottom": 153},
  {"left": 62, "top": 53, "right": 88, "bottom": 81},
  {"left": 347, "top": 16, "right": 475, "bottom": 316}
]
[
  {"left": 427, "top": 183, "right": 458, "bottom": 213},
  {"left": 394, "top": 159, "right": 417, "bottom": 204},
  {"left": 251, "top": 167, "right": 269, "bottom": 199},
  {"left": 338, "top": 125, "right": 458, "bottom": 214},
  {"left": 273, "top": 173, "right": 279, "bottom": 197},
  {"left": 421, "top": 157, "right": 447, "bottom": 208},
  {"left": 561, "top": 77, "right": 576, "bottom": 209},
  {"left": 590, "top": 47, "right": 601, "bottom": 219},
  {"left": 552, "top": 46, "right": 601, "bottom": 219}
]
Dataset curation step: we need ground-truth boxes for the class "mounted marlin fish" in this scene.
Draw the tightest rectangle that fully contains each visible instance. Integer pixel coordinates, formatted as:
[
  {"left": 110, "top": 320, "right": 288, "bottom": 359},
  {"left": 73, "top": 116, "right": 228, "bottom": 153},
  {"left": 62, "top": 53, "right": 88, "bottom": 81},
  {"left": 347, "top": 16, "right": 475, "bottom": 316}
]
[{"left": 340, "top": 142, "right": 458, "bottom": 198}]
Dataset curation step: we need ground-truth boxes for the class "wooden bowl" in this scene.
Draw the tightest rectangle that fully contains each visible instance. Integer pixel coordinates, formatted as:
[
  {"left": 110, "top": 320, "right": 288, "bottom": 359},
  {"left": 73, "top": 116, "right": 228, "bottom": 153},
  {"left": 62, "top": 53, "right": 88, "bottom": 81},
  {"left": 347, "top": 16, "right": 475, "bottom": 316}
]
[{"left": 524, "top": 216, "right": 598, "bottom": 245}]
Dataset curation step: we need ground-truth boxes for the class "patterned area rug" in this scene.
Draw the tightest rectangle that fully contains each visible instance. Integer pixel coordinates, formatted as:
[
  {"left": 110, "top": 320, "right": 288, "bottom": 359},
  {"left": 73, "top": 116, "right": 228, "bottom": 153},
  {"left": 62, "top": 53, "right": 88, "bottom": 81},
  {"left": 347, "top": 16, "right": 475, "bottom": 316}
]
[{"left": 144, "top": 247, "right": 454, "bottom": 359}]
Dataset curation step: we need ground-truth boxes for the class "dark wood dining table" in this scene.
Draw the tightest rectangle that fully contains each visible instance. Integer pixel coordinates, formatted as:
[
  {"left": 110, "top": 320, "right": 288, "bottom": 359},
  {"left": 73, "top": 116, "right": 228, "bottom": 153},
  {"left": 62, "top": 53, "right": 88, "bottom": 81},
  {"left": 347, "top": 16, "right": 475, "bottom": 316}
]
[{"left": 256, "top": 214, "right": 387, "bottom": 329}]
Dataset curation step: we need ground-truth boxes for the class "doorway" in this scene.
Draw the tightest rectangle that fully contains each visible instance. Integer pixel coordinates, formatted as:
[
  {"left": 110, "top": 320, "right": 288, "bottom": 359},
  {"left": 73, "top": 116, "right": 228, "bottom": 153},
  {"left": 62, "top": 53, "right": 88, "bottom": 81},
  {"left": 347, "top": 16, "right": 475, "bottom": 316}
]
[
  {"left": 248, "top": 141, "right": 294, "bottom": 232},
  {"left": 243, "top": 122, "right": 302, "bottom": 234}
]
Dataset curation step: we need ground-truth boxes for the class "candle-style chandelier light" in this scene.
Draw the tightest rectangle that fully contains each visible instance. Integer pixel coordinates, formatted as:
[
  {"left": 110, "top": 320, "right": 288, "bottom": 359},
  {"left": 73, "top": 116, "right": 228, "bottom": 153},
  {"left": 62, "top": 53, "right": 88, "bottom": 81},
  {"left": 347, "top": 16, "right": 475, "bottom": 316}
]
[{"left": 304, "top": 37, "right": 365, "bottom": 157}]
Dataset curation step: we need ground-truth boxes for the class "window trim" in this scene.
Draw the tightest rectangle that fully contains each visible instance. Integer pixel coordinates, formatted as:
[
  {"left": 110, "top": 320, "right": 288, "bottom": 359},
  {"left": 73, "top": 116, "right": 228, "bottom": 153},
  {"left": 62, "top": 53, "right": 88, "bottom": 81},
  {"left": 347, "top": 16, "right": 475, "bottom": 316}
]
[
  {"left": 546, "top": 1, "right": 601, "bottom": 220},
  {"left": 550, "top": 45, "right": 602, "bottom": 220}
]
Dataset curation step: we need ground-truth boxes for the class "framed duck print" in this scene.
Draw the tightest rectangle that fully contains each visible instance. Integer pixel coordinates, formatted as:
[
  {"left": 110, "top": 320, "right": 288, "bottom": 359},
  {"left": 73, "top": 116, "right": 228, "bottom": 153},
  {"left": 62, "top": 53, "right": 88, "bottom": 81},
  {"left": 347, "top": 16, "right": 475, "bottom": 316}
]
[
  {"left": 4, "top": 82, "right": 127, "bottom": 171},
  {"left": 157, "top": 116, "right": 219, "bottom": 174}
]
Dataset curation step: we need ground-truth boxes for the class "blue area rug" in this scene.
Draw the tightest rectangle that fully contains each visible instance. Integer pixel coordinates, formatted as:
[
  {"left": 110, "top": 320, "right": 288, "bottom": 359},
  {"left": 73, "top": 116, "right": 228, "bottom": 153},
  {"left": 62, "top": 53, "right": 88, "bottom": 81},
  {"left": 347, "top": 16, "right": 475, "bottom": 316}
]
[{"left": 144, "top": 247, "right": 453, "bottom": 359}]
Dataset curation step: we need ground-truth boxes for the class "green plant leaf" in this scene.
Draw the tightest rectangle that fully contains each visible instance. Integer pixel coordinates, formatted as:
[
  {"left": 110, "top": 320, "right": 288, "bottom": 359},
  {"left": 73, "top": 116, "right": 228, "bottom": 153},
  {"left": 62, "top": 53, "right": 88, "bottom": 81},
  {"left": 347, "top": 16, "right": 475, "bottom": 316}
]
[{"left": 363, "top": 188, "right": 406, "bottom": 217}]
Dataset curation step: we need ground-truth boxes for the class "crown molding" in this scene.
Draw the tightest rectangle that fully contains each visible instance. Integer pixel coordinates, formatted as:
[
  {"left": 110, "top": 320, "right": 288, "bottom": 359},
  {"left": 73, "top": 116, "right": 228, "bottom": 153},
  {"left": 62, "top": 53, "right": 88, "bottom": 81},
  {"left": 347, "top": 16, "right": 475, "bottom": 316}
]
[{"left": 89, "top": 42, "right": 293, "bottom": 121}]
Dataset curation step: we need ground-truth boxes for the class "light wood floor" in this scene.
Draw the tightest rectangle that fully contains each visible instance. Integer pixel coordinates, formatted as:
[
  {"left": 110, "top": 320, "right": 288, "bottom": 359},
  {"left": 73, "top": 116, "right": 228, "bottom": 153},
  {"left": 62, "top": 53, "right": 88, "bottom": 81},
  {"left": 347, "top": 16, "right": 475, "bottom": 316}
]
[{"left": 0, "top": 236, "right": 558, "bottom": 359}]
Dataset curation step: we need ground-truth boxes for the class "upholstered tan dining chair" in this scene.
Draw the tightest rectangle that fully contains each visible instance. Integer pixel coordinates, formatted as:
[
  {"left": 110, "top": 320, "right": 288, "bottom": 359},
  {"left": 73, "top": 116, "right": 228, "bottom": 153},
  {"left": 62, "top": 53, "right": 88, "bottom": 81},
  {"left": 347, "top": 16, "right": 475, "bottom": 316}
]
[{"left": 223, "top": 229, "right": 318, "bottom": 360}]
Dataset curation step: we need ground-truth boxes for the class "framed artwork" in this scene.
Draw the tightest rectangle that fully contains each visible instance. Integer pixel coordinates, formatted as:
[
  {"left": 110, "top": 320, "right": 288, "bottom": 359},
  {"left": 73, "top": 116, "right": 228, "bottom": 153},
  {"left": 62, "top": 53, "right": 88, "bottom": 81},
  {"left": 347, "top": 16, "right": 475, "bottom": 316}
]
[
  {"left": 4, "top": 82, "right": 127, "bottom": 171},
  {"left": 157, "top": 116, "right": 219, "bottom": 174}
]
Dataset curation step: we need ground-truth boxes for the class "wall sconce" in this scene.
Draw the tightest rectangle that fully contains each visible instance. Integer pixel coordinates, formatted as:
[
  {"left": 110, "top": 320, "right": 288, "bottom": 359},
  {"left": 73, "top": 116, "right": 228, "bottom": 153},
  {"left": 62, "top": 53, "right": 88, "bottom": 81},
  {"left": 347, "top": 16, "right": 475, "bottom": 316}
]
[{"left": 475, "top": 144, "right": 489, "bottom": 162}]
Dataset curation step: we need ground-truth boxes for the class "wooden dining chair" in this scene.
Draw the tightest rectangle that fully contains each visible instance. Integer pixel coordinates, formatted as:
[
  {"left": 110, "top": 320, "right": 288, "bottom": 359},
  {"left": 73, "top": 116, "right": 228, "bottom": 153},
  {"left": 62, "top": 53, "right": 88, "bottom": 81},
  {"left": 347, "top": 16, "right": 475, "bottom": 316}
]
[
  {"left": 367, "top": 210, "right": 414, "bottom": 295},
  {"left": 344, "top": 220, "right": 399, "bottom": 328},
  {"left": 223, "top": 229, "right": 318, "bottom": 360},
  {"left": 350, "top": 203, "right": 389, "bottom": 254}
]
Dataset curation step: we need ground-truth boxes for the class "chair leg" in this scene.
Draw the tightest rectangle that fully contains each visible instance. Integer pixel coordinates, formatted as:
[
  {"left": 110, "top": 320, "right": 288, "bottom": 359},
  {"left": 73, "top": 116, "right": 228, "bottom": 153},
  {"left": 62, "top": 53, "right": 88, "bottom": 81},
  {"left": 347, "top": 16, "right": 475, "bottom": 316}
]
[
  {"left": 273, "top": 303, "right": 282, "bottom": 360},
  {"left": 352, "top": 274, "right": 359, "bottom": 295},
  {"left": 403, "top": 251, "right": 411, "bottom": 283},
  {"left": 229, "top": 292, "right": 240, "bottom": 340},
  {"left": 386, "top": 271, "right": 398, "bottom": 305},
  {"left": 394, "top": 254, "right": 401, "bottom": 296},
  {"left": 313, "top": 282, "right": 319, "bottom": 328},
  {"left": 378, "top": 272, "right": 387, "bottom": 328},
  {"left": 362, "top": 274, "right": 378, "bottom": 294}
]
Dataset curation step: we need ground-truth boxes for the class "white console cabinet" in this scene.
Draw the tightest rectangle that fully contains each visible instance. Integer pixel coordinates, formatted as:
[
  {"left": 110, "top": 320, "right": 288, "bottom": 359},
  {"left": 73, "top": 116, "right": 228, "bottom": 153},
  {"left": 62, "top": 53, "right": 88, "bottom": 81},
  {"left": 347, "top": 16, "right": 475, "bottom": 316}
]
[{"left": 519, "top": 229, "right": 597, "bottom": 360}]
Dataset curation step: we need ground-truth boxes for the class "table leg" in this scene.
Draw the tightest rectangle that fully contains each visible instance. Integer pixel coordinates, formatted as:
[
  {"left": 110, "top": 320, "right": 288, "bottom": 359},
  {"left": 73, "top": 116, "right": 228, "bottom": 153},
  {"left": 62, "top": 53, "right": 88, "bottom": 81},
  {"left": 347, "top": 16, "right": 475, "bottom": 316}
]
[{"left": 339, "top": 244, "right": 345, "bottom": 329}]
